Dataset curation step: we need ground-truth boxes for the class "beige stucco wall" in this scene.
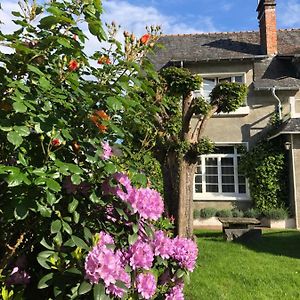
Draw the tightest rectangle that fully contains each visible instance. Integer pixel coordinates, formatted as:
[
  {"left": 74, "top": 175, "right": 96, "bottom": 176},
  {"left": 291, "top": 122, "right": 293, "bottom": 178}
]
[{"left": 188, "top": 60, "right": 299, "bottom": 211}]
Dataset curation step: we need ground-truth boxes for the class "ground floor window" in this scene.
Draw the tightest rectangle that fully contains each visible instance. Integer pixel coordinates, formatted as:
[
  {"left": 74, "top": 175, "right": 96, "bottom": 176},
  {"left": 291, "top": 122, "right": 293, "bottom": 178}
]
[{"left": 194, "top": 144, "right": 249, "bottom": 200}]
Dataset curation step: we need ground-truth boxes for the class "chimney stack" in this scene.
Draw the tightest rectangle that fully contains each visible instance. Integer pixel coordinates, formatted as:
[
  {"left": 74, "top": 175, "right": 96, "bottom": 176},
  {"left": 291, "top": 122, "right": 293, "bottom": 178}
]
[{"left": 257, "top": 0, "right": 277, "bottom": 55}]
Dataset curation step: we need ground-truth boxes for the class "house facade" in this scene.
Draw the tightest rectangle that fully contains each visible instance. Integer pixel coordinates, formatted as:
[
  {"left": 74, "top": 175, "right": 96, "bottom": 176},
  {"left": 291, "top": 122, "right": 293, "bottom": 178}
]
[{"left": 153, "top": 0, "right": 300, "bottom": 228}]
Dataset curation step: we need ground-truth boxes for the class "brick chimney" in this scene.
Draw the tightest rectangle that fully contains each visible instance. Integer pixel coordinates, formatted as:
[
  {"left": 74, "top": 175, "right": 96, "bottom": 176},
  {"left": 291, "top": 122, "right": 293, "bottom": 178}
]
[{"left": 257, "top": 0, "right": 278, "bottom": 55}]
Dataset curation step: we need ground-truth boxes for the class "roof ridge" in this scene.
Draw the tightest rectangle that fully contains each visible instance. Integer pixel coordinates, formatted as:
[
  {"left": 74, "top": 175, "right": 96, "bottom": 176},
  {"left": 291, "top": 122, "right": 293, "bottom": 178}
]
[{"left": 161, "top": 28, "right": 300, "bottom": 37}]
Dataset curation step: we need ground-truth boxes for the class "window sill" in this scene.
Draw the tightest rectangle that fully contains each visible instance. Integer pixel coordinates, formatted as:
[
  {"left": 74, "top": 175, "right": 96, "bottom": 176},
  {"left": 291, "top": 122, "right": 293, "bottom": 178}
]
[
  {"left": 193, "top": 193, "right": 250, "bottom": 201},
  {"left": 213, "top": 106, "right": 250, "bottom": 117}
]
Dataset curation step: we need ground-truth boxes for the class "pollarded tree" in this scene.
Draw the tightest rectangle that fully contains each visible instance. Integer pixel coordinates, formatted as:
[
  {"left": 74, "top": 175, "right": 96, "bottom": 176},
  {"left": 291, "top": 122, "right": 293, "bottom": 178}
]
[{"left": 125, "top": 66, "right": 248, "bottom": 237}]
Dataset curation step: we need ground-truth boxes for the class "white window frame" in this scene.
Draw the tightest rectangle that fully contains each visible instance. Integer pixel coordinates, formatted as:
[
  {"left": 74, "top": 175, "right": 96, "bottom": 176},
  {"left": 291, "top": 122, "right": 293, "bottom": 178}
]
[
  {"left": 193, "top": 72, "right": 250, "bottom": 116},
  {"left": 193, "top": 142, "right": 250, "bottom": 201}
]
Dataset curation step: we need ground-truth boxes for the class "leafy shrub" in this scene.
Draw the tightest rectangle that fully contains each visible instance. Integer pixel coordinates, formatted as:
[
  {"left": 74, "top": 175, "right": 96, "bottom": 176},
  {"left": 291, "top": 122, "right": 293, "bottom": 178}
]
[
  {"left": 231, "top": 209, "right": 244, "bottom": 218},
  {"left": 263, "top": 208, "right": 288, "bottom": 220},
  {"left": 216, "top": 209, "right": 233, "bottom": 218},
  {"left": 244, "top": 208, "right": 261, "bottom": 218},
  {"left": 199, "top": 208, "right": 217, "bottom": 218},
  {"left": 193, "top": 209, "right": 201, "bottom": 219},
  {"left": 239, "top": 140, "right": 288, "bottom": 211}
]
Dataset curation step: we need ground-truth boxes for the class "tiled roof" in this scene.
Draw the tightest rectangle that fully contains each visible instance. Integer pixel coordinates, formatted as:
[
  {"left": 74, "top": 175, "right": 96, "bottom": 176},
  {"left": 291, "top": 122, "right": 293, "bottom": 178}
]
[
  {"left": 152, "top": 29, "right": 300, "bottom": 90},
  {"left": 152, "top": 29, "right": 300, "bottom": 68},
  {"left": 269, "top": 118, "right": 300, "bottom": 139}
]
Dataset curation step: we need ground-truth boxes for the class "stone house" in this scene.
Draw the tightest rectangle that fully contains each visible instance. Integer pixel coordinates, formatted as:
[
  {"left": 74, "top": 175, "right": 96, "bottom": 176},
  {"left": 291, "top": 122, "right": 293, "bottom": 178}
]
[{"left": 153, "top": 0, "right": 300, "bottom": 228}]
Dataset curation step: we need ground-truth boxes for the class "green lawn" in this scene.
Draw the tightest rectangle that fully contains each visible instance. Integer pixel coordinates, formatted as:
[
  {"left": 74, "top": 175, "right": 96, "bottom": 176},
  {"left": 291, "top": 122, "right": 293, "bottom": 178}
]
[{"left": 185, "top": 230, "right": 300, "bottom": 300}]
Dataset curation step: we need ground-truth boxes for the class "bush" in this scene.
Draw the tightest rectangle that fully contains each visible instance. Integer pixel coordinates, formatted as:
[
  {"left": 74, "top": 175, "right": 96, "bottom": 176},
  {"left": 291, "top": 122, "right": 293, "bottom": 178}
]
[
  {"left": 244, "top": 208, "right": 261, "bottom": 218},
  {"left": 216, "top": 209, "right": 233, "bottom": 218},
  {"left": 231, "top": 209, "right": 244, "bottom": 218},
  {"left": 193, "top": 209, "right": 201, "bottom": 219},
  {"left": 263, "top": 208, "right": 288, "bottom": 220},
  {"left": 200, "top": 208, "right": 217, "bottom": 218}
]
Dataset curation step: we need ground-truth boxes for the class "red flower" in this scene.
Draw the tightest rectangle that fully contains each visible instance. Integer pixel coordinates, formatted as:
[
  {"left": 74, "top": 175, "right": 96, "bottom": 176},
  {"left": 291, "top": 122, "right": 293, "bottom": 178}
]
[
  {"left": 51, "top": 138, "right": 61, "bottom": 147},
  {"left": 95, "top": 110, "right": 110, "bottom": 120},
  {"left": 97, "top": 55, "right": 111, "bottom": 65},
  {"left": 68, "top": 59, "right": 79, "bottom": 71},
  {"left": 140, "top": 33, "right": 151, "bottom": 45}
]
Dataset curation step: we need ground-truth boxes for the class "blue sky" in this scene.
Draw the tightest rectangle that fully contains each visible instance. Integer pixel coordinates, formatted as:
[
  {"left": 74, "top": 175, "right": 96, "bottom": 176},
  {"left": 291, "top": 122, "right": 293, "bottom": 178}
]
[{"left": 1, "top": 0, "right": 300, "bottom": 37}]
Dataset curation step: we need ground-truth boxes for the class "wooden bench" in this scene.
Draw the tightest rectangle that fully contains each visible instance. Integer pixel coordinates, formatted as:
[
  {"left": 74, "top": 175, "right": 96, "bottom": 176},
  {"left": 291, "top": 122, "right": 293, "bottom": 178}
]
[{"left": 218, "top": 217, "right": 261, "bottom": 241}]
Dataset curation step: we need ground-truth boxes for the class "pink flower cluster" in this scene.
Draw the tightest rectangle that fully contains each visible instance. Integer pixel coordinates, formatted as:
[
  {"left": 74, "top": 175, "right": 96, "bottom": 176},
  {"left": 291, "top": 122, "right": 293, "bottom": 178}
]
[
  {"left": 128, "top": 240, "right": 154, "bottom": 270},
  {"left": 152, "top": 230, "right": 173, "bottom": 259},
  {"left": 129, "top": 188, "right": 164, "bottom": 220},
  {"left": 85, "top": 232, "right": 130, "bottom": 298},
  {"left": 165, "top": 282, "right": 185, "bottom": 300},
  {"left": 102, "top": 173, "right": 133, "bottom": 201},
  {"left": 136, "top": 272, "right": 156, "bottom": 299},
  {"left": 172, "top": 237, "right": 198, "bottom": 272},
  {"left": 101, "top": 141, "right": 113, "bottom": 160},
  {"left": 102, "top": 173, "right": 164, "bottom": 220}
]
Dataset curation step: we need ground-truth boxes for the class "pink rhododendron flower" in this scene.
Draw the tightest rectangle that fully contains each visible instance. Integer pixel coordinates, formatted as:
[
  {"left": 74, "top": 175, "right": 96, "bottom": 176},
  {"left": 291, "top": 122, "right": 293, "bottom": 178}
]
[
  {"left": 152, "top": 230, "right": 173, "bottom": 259},
  {"left": 165, "top": 282, "right": 185, "bottom": 300},
  {"left": 101, "top": 141, "right": 113, "bottom": 160},
  {"left": 102, "top": 173, "right": 133, "bottom": 201},
  {"left": 171, "top": 237, "right": 198, "bottom": 272},
  {"left": 128, "top": 188, "right": 164, "bottom": 220},
  {"left": 128, "top": 240, "right": 154, "bottom": 270},
  {"left": 85, "top": 231, "right": 128, "bottom": 287},
  {"left": 106, "top": 268, "right": 130, "bottom": 298},
  {"left": 136, "top": 273, "right": 156, "bottom": 299}
]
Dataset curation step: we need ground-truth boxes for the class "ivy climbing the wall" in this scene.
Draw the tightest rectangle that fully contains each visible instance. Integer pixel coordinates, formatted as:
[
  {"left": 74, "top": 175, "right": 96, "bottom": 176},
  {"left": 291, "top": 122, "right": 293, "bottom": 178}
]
[{"left": 239, "top": 139, "right": 288, "bottom": 212}]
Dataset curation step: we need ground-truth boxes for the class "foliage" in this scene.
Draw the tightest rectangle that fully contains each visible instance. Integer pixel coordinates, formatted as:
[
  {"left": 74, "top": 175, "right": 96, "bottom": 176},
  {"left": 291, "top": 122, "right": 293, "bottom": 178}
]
[
  {"left": 199, "top": 208, "right": 217, "bottom": 219},
  {"left": 215, "top": 209, "right": 233, "bottom": 218},
  {"left": 239, "top": 140, "right": 288, "bottom": 212},
  {"left": 0, "top": 1, "right": 198, "bottom": 299},
  {"left": 231, "top": 209, "right": 244, "bottom": 218},
  {"left": 210, "top": 82, "right": 248, "bottom": 113},
  {"left": 263, "top": 208, "right": 288, "bottom": 220},
  {"left": 243, "top": 208, "right": 261, "bottom": 218}
]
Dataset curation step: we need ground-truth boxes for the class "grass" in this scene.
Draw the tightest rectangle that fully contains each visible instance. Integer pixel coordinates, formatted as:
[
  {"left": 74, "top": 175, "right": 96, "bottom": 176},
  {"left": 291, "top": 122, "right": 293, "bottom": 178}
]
[{"left": 185, "top": 230, "right": 300, "bottom": 300}]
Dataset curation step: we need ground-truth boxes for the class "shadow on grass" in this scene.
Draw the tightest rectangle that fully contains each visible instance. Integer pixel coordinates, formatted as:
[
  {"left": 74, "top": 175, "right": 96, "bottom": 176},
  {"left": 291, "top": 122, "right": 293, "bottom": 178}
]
[
  {"left": 238, "top": 230, "right": 300, "bottom": 259},
  {"left": 195, "top": 229, "right": 300, "bottom": 259}
]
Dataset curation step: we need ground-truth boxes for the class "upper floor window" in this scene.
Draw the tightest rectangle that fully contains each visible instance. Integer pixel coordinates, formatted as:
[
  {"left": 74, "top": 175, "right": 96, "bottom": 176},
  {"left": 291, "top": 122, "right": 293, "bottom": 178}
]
[{"left": 193, "top": 73, "right": 246, "bottom": 103}]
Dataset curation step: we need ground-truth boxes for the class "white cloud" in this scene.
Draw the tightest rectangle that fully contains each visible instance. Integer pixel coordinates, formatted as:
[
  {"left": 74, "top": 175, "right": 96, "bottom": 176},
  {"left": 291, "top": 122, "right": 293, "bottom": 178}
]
[
  {"left": 278, "top": 0, "right": 300, "bottom": 27},
  {"left": 0, "top": 1, "right": 20, "bottom": 33},
  {"left": 222, "top": 3, "right": 233, "bottom": 12},
  {"left": 102, "top": 0, "right": 218, "bottom": 36}
]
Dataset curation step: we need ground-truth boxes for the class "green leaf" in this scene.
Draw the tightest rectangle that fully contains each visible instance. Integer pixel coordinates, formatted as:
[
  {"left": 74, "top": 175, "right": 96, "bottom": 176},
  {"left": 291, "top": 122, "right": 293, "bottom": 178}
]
[
  {"left": 37, "top": 202, "right": 52, "bottom": 218},
  {"left": 68, "top": 198, "right": 79, "bottom": 213},
  {"left": 28, "top": 64, "right": 44, "bottom": 76},
  {"left": 13, "top": 101, "right": 27, "bottom": 113},
  {"left": 128, "top": 233, "right": 138, "bottom": 245},
  {"left": 84, "top": 227, "right": 92, "bottom": 242},
  {"left": 51, "top": 220, "right": 61, "bottom": 234},
  {"left": 71, "top": 174, "right": 81, "bottom": 185},
  {"left": 106, "top": 97, "right": 123, "bottom": 111},
  {"left": 62, "top": 220, "right": 72, "bottom": 235},
  {"left": 57, "top": 37, "right": 72, "bottom": 48},
  {"left": 38, "top": 273, "right": 53, "bottom": 289},
  {"left": 93, "top": 283, "right": 106, "bottom": 300},
  {"left": 14, "top": 126, "right": 30, "bottom": 137},
  {"left": 46, "top": 191, "right": 57, "bottom": 205},
  {"left": 40, "top": 238, "right": 54, "bottom": 250},
  {"left": 46, "top": 178, "right": 61, "bottom": 192},
  {"left": 67, "top": 163, "right": 83, "bottom": 174},
  {"left": 78, "top": 281, "right": 92, "bottom": 295},
  {"left": 14, "top": 204, "right": 29, "bottom": 220},
  {"left": 104, "top": 163, "right": 117, "bottom": 174},
  {"left": 7, "top": 131, "right": 23, "bottom": 147},
  {"left": 71, "top": 235, "right": 89, "bottom": 250},
  {"left": 37, "top": 256, "right": 51, "bottom": 270},
  {"left": 6, "top": 172, "right": 23, "bottom": 187},
  {"left": 39, "top": 77, "right": 52, "bottom": 90},
  {"left": 89, "top": 192, "right": 104, "bottom": 204},
  {"left": 18, "top": 152, "right": 28, "bottom": 166}
]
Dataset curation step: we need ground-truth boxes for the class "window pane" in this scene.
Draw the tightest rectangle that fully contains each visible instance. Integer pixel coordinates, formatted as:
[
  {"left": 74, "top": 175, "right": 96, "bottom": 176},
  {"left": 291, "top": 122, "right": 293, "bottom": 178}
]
[
  {"left": 234, "top": 76, "right": 243, "bottom": 83},
  {"left": 206, "top": 166, "right": 218, "bottom": 174},
  {"left": 206, "top": 157, "right": 217, "bottom": 165},
  {"left": 238, "top": 185, "right": 246, "bottom": 193},
  {"left": 221, "top": 157, "right": 234, "bottom": 166},
  {"left": 206, "top": 185, "right": 218, "bottom": 192},
  {"left": 238, "top": 176, "right": 246, "bottom": 184},
  {"left": 222, "top": 185, "right": 235, "bottom": 193},
  {"left": 195, "top": 184, "right": 202, "bottom": 193},
  {"left": 219, "top": 76, "right": 232, "bottom": 83},
  {"left": 195, "top": 175, "right": 202, "bottom": 183},
  {"left": 206, "top": 176, "right": 218, "bottom": 183},
  {"left": 222, "top": 176, "right": 234, "bottom": 183},
  {"left": 202, "top": 78, "right": 215, "bottom": 101},
  {"left": 196, "top": 166, "right": 202, "bottom": 174},
  {"left": 222, "top": 166, "right": 234, "bottom": 174}
]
